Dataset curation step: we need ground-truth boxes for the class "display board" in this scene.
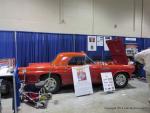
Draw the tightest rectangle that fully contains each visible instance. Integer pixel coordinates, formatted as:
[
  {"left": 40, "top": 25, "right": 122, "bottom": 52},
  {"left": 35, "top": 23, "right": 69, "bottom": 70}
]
[
  {"left": 101, "top": 72, "right": 115, "bottom": 92},
  {"left": 72, "top": 65, "right": 93, "bottom": 96},
  {"left": 125, "top": 44, "right": 138, "bottom": 57}
]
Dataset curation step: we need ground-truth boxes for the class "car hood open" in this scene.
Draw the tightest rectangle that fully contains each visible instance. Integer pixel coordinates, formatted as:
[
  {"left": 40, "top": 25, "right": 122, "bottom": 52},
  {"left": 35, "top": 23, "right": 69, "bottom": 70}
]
[{"left": 106, "top": 38, "right": 128, "bottom": 65}]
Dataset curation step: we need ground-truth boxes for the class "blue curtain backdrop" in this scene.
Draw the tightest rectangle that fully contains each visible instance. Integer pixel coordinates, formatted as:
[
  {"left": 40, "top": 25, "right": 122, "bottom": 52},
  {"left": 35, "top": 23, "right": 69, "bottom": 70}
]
[
  {"left": 16, "top": 32, "right": 74, "bottom": 66},
  {"left": 0, "top": 31, "right": 15, "bottom": 59},
  {"left": 1, "top": 30, "right": 150, "bottom": 66},
  {"left": 74, "top": 34, "right": 104, "bottom": 61},
  {"left": 143, "top": 38, "right": 150, "bottom": 49},
  {"left": 17, "top": 32, "right": 41, "bottom": 66},
  {"left": 75, "top": 34, "right": 87, "bottom": 52},
  {"left": 39, "top": 33, "right": 75, "bottom": 61}
]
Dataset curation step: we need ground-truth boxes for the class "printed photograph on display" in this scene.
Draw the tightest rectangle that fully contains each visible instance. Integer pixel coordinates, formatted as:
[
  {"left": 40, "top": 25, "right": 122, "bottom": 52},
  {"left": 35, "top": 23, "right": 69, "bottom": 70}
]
[
  {"left": 88, "top": 36, "right": 97, "bottom": 51},
  {"left": 77, "top": 70, "right": 87, "bottom": 81}
]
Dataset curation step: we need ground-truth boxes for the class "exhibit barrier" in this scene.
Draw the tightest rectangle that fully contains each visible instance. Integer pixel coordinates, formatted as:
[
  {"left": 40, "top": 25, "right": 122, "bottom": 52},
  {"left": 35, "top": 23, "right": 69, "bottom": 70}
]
[{"left": 0, "top": 30, "right": 150, "bottom": 69}]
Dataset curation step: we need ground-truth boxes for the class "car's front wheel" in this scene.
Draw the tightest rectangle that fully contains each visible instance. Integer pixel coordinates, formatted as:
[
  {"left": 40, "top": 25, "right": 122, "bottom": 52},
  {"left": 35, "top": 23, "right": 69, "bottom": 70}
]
[
  {"left": 114, "top": 73, "right": 128, "bottom": 88},
  {"left": 44, "top": 75, "right": 61, "bottom": 93}
]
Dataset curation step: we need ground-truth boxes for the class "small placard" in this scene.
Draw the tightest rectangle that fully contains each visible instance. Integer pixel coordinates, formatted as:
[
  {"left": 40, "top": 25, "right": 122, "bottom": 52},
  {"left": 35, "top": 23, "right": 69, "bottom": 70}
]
[
  {"left": 101, "top": 72, "right": 115, "bottom": 92},
  {"left": 104, "top": 36, "right": 112, "bottom": 51},
  {"left": 97, "top": 36, "right": 103, "bottom": 46},
  {"left": 125, "top": 38, "right": 136, "bottom": 41}
]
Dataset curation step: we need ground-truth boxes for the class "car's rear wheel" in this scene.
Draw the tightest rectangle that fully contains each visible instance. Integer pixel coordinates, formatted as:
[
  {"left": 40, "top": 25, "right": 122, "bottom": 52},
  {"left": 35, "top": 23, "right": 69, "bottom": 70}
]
[
  {"left": 114, "top": 73, "right": 128, "bottom": 88},
  {"left": 43, "top": 75, "right": 61, "bottom": 93}
]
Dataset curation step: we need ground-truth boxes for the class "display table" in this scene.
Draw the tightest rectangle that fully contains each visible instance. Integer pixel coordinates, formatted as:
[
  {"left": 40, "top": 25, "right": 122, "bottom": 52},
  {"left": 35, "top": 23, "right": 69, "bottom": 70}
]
[{"left": 0, "top": 68, "right": 17, "bottom": 113}]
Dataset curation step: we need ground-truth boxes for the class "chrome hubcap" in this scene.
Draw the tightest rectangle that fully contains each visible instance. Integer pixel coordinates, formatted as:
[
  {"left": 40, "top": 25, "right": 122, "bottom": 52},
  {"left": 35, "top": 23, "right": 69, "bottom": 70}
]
[
  {"left": 45, "top": 78, "right": 57, "bottom": 92},
  {"left": 116, "top": 74, "right": 126, "bottom": 86}
]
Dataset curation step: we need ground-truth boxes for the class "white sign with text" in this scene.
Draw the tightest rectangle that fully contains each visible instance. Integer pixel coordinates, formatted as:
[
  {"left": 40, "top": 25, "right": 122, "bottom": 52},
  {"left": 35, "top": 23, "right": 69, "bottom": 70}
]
[
  {"left": 72, "top": 65, "right": 93, "bottom": 96},
  {"left": 101, "top": 72, "right": 115, "bottom": 92},
  {"left": 97, "top": 36, "right": 104, "bottom": 46}
]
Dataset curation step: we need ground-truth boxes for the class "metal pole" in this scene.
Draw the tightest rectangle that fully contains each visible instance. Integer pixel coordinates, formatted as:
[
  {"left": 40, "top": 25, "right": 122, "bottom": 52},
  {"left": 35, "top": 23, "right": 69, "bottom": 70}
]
[
  {"left": 13, "top": 72, "right": 17, "bottom": 113},
  {"left": 14, "top": 32, "right": 18, "bottom": 113},
  {"left": 0, "top": 79, "right": 2, "bottom": 113},
  {"left": 14, "top": 31, "right": 18, "bottom": 64}
]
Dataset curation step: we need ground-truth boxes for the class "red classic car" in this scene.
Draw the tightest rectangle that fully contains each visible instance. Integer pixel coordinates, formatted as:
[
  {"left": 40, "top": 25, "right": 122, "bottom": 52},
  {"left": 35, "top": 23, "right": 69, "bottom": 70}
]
[{"left": 18, "top": 39, "right": 135, "bottom": 93}]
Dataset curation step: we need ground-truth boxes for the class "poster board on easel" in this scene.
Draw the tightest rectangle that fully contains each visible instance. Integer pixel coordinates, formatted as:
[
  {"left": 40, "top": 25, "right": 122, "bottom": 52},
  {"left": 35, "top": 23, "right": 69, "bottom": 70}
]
[{"left": 72, "top": 65, "right": 93, "bottom": 96}]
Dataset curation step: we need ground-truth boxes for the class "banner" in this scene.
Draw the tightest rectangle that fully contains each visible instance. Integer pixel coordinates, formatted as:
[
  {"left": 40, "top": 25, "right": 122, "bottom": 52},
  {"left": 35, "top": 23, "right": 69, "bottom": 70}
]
[
  {"left": 72, "top": 65, "right": 93, "bottom": 96},
  {"left": 101, "top": 72, "right": 115, "bottom": 92},
  {"left": 87, "top": 36, "right": 97, "bottom": 51}
]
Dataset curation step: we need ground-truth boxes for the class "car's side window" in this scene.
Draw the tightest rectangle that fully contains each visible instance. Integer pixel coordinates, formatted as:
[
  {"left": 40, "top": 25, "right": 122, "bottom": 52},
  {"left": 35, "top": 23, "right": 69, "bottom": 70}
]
[{"left": 68, "top": 56, "right": 85, "bottom": 65}]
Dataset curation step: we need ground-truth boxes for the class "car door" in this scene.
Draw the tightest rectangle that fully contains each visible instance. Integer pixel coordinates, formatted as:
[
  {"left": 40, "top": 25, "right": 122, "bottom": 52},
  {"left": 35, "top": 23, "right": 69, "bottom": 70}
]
[
  {"left": 67, "top": 56, "right": 103, "bottom": 84},
  {"left": 89, "top": 64, "right": 103, "bottom": 83},
  {"left": 61, "top": 56, "right": 86, "bottom": 85},
  {"left": 62, "top": 56, "right": 104, "bottom": 85}
]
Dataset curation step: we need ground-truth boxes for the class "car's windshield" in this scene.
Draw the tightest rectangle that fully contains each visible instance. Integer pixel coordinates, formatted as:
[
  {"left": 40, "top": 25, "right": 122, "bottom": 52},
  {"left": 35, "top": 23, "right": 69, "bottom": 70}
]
[
  {"left": 85, "top": 55, "right": 95, "bottom": 64},
  {"left": 68, "top": 55, "right": 95, "bottom": 65}
]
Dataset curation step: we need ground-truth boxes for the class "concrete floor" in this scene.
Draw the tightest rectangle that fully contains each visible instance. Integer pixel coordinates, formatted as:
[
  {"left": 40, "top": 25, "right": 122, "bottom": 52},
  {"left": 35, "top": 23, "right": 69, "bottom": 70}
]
[{"left": 1, "top": 78, "right": 150, "bottom": 113}]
